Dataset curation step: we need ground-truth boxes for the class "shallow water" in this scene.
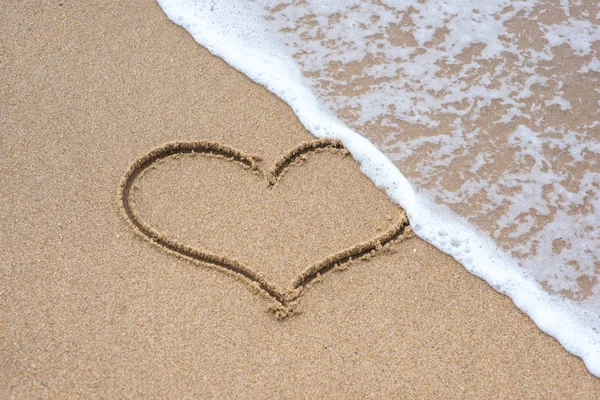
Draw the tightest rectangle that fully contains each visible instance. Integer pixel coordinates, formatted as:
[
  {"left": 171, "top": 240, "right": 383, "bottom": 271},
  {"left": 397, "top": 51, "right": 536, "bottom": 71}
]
[{"left": 157, "top": 0, "right": 600, "bottom": 375}]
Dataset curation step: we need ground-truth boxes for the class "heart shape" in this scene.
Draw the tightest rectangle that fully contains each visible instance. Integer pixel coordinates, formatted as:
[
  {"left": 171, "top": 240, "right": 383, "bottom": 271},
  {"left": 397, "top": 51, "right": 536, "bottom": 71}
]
[{"left": 119, "top": 139, "right": 410, "bottom": 317}]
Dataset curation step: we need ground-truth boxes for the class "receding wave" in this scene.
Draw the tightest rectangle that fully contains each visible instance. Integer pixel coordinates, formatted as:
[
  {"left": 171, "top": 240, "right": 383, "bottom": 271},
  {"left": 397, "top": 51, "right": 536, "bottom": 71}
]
[{"left": 157, "top": 0, "right": 600, "bottom": 375}]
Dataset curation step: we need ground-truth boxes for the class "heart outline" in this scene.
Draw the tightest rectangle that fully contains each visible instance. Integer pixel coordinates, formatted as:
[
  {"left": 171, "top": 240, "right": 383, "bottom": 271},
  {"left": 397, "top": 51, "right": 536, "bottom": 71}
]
[{"left": 119, "top": 139, "right": 410, "bottom": 316}]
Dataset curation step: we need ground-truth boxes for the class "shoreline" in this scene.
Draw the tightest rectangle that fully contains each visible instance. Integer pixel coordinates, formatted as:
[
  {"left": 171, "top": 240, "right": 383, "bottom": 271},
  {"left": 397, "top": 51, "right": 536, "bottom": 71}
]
[
  {"left": 1, "top": 1, "right": 598, "bottom": 397},
  {"left": 158, "top": 0, "right": 600, "bottom": 377}
]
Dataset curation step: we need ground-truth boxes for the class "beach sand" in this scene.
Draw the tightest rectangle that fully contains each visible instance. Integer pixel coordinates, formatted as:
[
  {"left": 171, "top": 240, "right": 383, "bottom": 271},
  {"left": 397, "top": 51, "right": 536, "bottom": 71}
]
[{"left": 1, "top": 1, "right": 598, "bottom": 398}]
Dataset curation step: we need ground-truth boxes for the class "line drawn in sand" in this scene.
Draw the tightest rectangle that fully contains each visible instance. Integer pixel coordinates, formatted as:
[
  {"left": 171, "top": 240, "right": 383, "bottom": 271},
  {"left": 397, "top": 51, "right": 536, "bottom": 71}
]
[{"left": 119, "top": 139, "right": 411, "bottom": 318}]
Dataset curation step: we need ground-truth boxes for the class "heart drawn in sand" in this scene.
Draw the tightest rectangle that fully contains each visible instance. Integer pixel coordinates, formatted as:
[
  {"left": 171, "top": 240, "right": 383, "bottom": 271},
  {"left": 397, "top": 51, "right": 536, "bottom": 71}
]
[{"left": 119, "top": 139, "right": 410, "bottom": 317}]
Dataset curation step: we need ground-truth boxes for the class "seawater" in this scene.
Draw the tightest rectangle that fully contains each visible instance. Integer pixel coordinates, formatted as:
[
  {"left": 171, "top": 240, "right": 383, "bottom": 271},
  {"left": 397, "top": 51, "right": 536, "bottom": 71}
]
[{"left": 157, "top": 0, "right": 600, "bottom": 376}]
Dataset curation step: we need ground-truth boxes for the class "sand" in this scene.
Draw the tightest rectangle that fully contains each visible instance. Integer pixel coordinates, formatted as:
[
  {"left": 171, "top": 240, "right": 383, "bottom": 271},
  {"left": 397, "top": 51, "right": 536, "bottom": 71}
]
[{"left": 1, "top": 1, "right": 598, "bottom": 398}]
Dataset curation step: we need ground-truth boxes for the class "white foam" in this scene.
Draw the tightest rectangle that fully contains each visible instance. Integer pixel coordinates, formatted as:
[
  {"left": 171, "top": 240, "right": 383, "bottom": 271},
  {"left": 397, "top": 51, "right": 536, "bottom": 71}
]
[
  {"left": 543, "top": 18, "right": 600, "bottom": 55},
  {"left": 157, "top": 0, "right": 600, "bottom": 376}
]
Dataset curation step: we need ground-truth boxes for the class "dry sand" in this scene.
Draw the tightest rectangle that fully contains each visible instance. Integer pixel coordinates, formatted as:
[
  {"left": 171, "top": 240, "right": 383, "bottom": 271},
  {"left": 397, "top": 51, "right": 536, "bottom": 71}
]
[{"left": 1, "top": 1, "right": 599, "bottom": 398}]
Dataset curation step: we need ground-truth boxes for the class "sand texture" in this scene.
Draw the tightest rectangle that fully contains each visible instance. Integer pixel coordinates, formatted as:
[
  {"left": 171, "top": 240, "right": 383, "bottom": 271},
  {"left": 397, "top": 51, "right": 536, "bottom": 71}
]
[{"left": 1, "top": 1, "right": 599, "bottom": 398}]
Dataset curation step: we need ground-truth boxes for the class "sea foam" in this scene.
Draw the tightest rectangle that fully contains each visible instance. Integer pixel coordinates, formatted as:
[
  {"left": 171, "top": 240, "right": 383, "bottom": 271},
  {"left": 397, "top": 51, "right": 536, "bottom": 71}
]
[{"left": 157, "top": 0, "right": 600, "bottom": 376}]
